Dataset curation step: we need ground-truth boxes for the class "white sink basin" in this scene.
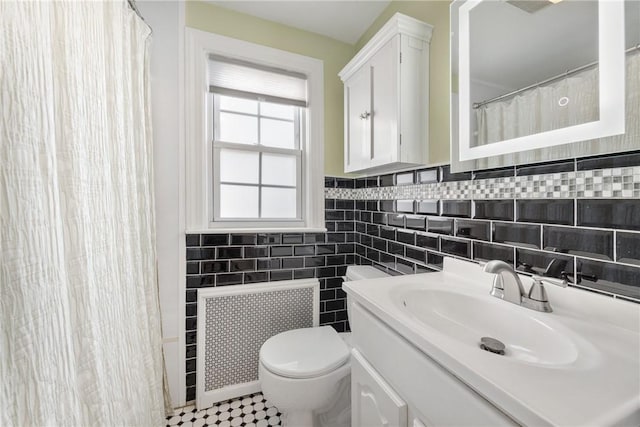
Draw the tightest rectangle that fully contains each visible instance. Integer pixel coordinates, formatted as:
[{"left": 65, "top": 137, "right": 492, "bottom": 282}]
[
  {"left": 395, "top": 288, "right": 580, "bottom": 366},
  {"left": 344, "top": 257, "right": 640, "bottom": 426}
]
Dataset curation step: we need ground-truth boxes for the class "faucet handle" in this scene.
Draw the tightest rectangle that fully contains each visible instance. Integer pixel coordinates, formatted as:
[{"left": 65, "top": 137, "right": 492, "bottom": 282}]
[
  {"left": 531, "top": 275, "right": 568, "bottom": 288},
  {"left": 523, "top": 276, "right": 556, "bottom": 312}
]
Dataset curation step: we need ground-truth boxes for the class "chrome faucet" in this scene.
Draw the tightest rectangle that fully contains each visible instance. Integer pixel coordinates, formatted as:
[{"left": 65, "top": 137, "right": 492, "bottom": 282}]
[
  {"left": 483, "top": 260, "right": 525, "bottom": 304},
  {"left": 482, "top": 260, "right": 568, "bottom": 312}
]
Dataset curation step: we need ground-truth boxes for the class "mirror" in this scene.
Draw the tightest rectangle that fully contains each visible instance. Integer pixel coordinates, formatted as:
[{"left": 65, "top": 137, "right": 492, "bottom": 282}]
[{"left": 451, "top": 0, "right": 640, "bottom": 172}]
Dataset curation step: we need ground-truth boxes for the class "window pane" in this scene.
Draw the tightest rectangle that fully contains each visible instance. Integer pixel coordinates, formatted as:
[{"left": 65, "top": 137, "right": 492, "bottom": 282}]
[
  {"left": 260, "top": 118, "right": 295, "bottom": 149},
  {"left": 219, "top": 95, "right": 258, "bottom": 114},
  {"left": 219, "top": 184, "right": 258, "bottom": 218},
  {"left": 261, "top": 187, "right": 297, "bottom": 219},
  {"left": 262, "top": 153, "right": 297, "bottom": 186},
  {"left": 219, "top": 112, "right": 258, "bottom": 144},
  {"left": 260, "top": 102, "right": 295, "bottom": 120},
  {"left": 219, "top": 149, "right": 259, "bottom": 184}
]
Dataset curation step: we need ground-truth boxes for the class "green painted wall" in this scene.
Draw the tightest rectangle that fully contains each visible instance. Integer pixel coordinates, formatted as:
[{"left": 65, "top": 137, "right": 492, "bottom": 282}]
[
  {"left": 186, "top": 1, "right": 355, "bottom": 177},
  {"left": 357, "top": 1, "right": 452, "bottom": 165}
]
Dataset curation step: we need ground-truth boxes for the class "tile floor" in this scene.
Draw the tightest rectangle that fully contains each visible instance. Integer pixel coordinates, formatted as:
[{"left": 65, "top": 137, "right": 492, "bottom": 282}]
[{"left": 165, "top": 393, "right": 282, "bottom": 427}]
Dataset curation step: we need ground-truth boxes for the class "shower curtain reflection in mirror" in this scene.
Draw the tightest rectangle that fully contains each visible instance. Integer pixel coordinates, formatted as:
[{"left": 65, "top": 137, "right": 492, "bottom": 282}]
[{"left": 473, "top": 51, "right": 639, "bottom": 148}]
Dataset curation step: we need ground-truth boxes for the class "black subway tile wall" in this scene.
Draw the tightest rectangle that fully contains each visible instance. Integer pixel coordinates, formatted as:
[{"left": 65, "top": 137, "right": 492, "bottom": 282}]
[
  {"left": 440, "top": 165, "right": 472, "bottom": 182},
  {"left": 617, "top": 232, "right": 640, "bottom": 266},
  {"left": 379, "top": 174, "right": 395, "bottom": 187},
  {"left": 416, "top": 199, "right": 439, "bottom": 215},
  {"left": 493, "top": 222, "right": 540, "bottom": 249},
  {"left": 442, "top": 200, "right": 472, "bottom": 218},
  {"left": 576, "top": 150, "right": 640, "bottom": 171},
  {"left": 396, "top": 200, "right": 415, "bottom": 213},
  {"left": 396, "top": 171, "right": 415, "bottom": 185},
  {"left": 543, "top": 226, "right": 614, "bottom": 261},
  {"left": 516, "top": 159, "right": 575, "bottom": 176},
  {"left": 341, "top": 154, "right": 639, "bottom": 304},
  {"left": 441, "top": 237, "right": 471, "bottom": 258},
  {"left": 417, "top": 168, "right": 439, "bottom": 183},
  {"left": 515, "top": 248, "right": 575, "bottom": 277},
  {"left": 455, "top": 219, "right": 490, "bottom": 241},
  {"left": 474, "top": 200, "right": 514, "bottom": 221},
  {"left": 474, "top": 242, "right": 515, "bottom": 264},
  {"left": 577, "top": 199, "right": 640, "bottom": 231},
  {"left": 427, "top": 217, "right": 453, "bottom": 235},
  {"left": 516, "top": 199, "right": 574, "bottom": 226}
]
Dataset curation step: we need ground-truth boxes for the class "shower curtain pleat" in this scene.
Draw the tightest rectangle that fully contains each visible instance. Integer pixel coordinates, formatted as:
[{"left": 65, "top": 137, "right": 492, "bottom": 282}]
[{"left": 1, "top": 1, "right": 165, "bottom": 425}]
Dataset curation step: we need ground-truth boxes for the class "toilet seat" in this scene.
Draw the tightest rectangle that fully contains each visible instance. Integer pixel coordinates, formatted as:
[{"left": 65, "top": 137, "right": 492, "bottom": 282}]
[{"left": 260, "top": 326, "right": 350, "bottom": 379}]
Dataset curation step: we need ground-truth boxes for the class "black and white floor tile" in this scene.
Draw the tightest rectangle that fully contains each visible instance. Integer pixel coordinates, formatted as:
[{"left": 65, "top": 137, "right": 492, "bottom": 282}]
[{"left": 165, "top": 393, "right": 282, "bottom": 427}]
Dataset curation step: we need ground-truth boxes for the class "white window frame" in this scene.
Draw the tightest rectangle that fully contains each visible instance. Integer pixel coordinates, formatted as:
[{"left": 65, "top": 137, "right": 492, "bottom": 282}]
[{"left": 185, "top": 29, "right": 325, "bottom": 232}]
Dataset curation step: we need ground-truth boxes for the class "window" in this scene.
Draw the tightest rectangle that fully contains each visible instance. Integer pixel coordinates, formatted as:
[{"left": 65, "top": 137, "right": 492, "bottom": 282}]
[
  {"left": 213, "top": 95, "right": 302, "bottom": 220},
  {"left": 209, "top": 55, "right": 307, "bottom": 221},
  {"left": 185, "top": 29, "right": 324, "bottom": 231}
]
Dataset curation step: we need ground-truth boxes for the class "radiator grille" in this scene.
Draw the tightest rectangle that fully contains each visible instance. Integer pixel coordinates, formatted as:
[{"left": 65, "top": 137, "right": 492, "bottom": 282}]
[{"left": 202, "top": 284, "right": 315, "bottom": 392}]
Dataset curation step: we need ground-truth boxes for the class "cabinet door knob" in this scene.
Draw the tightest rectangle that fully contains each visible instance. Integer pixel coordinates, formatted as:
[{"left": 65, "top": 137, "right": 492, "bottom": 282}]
[{"left": 359, "top": 111, "right": 371, "bottom": 120}]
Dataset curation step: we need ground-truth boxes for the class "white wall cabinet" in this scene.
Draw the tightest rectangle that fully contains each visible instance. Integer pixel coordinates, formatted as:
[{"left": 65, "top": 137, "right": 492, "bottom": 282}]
[{"left": 340, "top": 13, "right": 433, "bottom": 174}]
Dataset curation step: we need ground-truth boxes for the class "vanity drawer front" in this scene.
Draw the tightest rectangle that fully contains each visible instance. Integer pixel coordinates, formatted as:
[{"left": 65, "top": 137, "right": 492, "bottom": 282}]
[{"left": 350, "top": 302, "right": 518, "bottom": 427}]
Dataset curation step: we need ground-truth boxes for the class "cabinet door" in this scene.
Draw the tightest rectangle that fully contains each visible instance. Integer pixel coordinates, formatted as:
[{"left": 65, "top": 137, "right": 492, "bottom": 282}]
[
  {"left": 369, "top": 35, "right": 400, "bottom": 167},
  {"left": 344, "top": 65, "right": 372, "bottom": 173},
  {"left": 351, "top": 349, "right": 407, "bottom": 427}
]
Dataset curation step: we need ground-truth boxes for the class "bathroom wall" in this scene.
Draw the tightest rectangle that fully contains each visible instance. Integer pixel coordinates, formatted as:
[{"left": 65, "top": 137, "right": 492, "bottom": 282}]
[
  {"left": 183, "top": 193, "right": 355, "bottom": 401},
  {"left": 136, "top": 0, "right": 186, "bottom": 406},
  {"left": 185, "top": 1, "right": 354, "bottom": 178},
  {"left": 325, "top": 151, "right": 640, "bottom": 305},
  {"left": 159, "top": 0, "right": 640, "bottom": 406}
]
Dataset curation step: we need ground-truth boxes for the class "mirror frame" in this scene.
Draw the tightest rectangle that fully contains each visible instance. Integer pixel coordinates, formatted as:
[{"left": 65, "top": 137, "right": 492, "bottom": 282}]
[{"left": 454, "top": 0, "right": 626, "bottom": 162}]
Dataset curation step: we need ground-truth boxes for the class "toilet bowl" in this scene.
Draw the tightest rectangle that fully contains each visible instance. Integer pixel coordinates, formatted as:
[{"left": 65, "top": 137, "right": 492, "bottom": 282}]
[
  {"left": 258, "top": 266, "right": 390, "bottom": 427},
  {"left": 259, "top": 326, "right": 351, "bottom": 427}
]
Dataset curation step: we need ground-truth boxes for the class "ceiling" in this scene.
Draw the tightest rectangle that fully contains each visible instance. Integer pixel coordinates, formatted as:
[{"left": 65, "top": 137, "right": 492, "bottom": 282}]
[{"left": 207, "top": 1, "right": 392, "bottom": 44}]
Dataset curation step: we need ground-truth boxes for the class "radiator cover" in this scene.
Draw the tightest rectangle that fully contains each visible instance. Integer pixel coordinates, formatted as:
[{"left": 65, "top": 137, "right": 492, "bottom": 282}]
[{"left": 196, "top": 279, "right": 319, "bottom": 408}]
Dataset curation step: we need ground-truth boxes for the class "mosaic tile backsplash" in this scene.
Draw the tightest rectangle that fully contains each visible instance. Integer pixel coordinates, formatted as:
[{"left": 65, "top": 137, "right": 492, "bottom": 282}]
[{"left": 184, "top": 149, "right": 639, "bottom": 402}]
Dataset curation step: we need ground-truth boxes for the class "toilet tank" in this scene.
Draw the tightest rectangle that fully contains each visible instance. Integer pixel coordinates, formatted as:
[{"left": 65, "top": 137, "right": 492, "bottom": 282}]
[
  {"left": 344, "top": 266, "right": 391, "bottom": 282},
  {"left": 343, "top": 266, "right": 390, "bottom": 325}
]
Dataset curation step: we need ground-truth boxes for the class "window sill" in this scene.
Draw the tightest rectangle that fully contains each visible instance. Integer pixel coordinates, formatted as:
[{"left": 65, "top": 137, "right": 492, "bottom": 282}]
[{"left": 184, "top": 227, "right": 328, "bottom": 235}]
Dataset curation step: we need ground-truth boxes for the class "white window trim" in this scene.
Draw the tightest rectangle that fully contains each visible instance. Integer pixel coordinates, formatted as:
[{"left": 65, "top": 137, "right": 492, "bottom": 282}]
[{"left": 185, "top": 28, "right": 325, "bottom": 232}]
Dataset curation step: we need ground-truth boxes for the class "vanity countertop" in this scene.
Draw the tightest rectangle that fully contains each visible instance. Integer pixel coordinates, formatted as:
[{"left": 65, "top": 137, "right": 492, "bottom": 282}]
[{"left": 343, "top": 258, "right": 640, "bottom": 426}]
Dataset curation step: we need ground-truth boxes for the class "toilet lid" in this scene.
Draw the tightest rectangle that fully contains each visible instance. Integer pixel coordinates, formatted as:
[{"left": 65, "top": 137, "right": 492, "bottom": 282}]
[{"left": 260, "top": 326, "right": 350, "bottom": 379}]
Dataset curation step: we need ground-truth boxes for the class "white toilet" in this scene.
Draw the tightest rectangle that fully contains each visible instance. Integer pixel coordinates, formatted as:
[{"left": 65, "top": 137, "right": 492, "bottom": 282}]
[{"left": 258, "top": 266, "right": 390, "bottom": 427}]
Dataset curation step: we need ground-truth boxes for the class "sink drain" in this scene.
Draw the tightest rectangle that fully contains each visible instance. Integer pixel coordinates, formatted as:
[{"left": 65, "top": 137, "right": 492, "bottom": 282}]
[{"left": 480, "top": 337, "right": 506, "bottom": 355}]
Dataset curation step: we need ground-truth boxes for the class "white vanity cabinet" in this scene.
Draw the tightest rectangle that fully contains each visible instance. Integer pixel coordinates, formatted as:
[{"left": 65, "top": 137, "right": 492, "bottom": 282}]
[
  {"left": 339, "top": 13, "right": 432, "bottom": 174},
  {"left": 345, "top": 258, "right": 640, "bottom": 426},
  {"left": 349, "top": 301, "right": 517, "bottom": 427}
]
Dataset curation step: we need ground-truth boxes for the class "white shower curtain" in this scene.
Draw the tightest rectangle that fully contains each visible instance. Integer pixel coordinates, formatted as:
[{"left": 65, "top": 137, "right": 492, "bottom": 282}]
[{"left": 1, "top": 1, "right": 165, "bottom": 425}]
